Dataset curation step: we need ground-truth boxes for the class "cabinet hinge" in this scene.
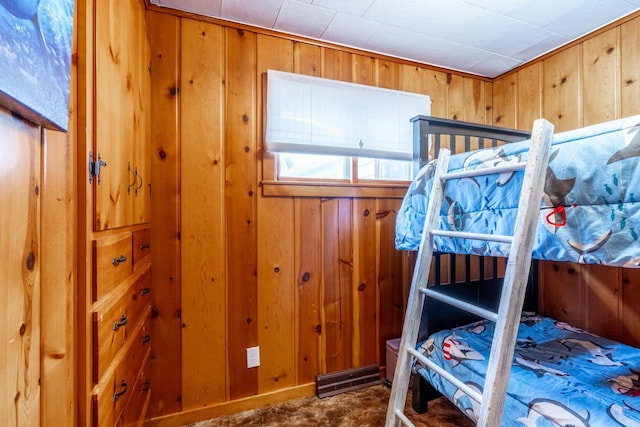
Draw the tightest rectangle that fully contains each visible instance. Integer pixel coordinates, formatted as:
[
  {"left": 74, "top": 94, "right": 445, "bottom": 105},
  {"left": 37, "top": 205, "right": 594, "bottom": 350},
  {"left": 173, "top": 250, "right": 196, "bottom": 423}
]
[{"left": 89, "top": 152, "right": 107, "bottom": 184}]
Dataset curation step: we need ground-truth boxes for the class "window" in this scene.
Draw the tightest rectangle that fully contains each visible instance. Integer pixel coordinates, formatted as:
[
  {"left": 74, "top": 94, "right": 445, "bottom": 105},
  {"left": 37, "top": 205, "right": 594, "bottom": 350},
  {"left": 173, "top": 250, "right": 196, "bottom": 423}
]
[{"left": 265, "top": 70, "right": 430, "bottom": 184}]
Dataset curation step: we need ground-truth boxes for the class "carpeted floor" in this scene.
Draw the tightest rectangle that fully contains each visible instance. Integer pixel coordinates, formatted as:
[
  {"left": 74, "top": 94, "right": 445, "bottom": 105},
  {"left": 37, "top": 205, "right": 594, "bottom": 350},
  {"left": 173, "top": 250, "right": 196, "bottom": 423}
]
[{"left": 186, "top": 383, "right": 475, "bottom": 426}]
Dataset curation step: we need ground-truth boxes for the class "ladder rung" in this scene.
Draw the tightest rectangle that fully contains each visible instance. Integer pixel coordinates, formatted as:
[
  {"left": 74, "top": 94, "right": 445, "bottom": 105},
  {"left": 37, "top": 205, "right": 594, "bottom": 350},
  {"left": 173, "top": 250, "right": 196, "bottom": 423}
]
[
  {"left": 394, "top": 409, "right": 415, "bottom": 427},
  {"left": 408, "top": 346, "right": 484, "bottom": 404},
  {"left": 430, "top": 229, "right": 513, "bottom": 244},
  {"left": 420, "top": 287, "right": 499, "bottom": 322},
  {"left": 442, "top": 162, "right": 526, "bottom": 181}
]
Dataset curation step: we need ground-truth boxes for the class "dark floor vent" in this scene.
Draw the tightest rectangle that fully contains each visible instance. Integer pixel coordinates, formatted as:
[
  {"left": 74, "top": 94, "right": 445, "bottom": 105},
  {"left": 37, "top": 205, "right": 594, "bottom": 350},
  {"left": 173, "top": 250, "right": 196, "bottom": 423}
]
[{"left": 315, "top": 364, "right": 381, "bottom": 398}]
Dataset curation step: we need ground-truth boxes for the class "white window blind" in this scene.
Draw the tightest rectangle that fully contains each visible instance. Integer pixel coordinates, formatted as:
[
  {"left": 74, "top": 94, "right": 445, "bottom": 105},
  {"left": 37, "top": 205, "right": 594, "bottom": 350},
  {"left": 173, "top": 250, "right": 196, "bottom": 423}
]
[{"left": 265, "top": 70, "right": 431, "bottom": 161}]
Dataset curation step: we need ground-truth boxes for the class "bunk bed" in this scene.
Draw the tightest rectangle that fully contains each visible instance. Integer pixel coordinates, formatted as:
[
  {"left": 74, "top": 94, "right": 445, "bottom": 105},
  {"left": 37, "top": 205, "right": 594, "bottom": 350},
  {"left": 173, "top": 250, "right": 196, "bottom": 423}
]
[{"left": 391, "top": 115, "right": 640, "bottom": 426}]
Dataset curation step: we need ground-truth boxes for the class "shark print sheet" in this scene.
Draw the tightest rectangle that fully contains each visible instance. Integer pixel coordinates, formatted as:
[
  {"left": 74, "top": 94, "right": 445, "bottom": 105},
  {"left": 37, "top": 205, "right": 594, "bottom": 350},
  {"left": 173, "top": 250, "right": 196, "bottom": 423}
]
[
  {"left": 415, "top": 313, "right": 640, "bottom": 426},
  {"left": 396, "top": 116, "right": 640, "bottom": 267}
]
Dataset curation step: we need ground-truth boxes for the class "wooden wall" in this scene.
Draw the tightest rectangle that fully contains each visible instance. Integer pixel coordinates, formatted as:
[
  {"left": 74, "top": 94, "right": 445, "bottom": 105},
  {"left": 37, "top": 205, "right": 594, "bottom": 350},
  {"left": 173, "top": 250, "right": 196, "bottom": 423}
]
[
  {"left": 0, "top": 106, "right": 75, "bottom": 426},
  {"left": 492, "top": 13, "right": 640, "bottom": 346},
  {"left": 145, "top": 9, "right": 494, "bottom": 423}
]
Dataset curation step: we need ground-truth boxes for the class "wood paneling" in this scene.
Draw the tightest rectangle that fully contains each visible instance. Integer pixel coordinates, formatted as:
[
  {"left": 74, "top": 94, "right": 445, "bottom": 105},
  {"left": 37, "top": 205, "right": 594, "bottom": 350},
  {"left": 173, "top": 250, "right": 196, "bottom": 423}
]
[
  {"left": 541, "top": 44, "right": 582, "bottom": 132},
  {"left": 582, "top": 28, "right": 619, "bottom": 125},
  {"left": 620, "top": 18, "right": 640, "bottom": 116},
  {"left": 225, "top": 27, "right": 259, "bottom": 400},
  {"left": 180, "top": 19, "right": 227, "bottom": 408},
  {"left": 146, "top": 10, "right": 182, "bottom": 417},
  {"left": 494, "top": 13, "right": 640, "bottom": 343},
  {"left": 0, "top": 111, "right": 41, "bottom": 426}
]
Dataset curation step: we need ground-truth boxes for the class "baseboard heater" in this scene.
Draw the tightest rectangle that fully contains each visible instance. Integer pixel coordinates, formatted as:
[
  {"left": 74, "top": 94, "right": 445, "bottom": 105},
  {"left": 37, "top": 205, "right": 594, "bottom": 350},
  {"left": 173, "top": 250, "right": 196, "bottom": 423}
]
[{"left": 315, "top": 364, "right": 381, "bottom": 398}]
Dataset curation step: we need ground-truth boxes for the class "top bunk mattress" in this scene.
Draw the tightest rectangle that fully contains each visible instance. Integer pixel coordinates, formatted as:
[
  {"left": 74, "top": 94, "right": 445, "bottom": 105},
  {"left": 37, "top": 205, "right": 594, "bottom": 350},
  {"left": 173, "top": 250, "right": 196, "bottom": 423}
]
[{"left": 396, "top": 116, "right": 640, "bottom": 267}]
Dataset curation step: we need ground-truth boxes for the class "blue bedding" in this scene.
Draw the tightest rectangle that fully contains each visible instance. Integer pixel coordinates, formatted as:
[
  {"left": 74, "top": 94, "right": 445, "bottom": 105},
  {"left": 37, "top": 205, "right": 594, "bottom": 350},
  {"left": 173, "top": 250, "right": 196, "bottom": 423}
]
[
  {"left": 415, "top": 313, "right": 640, "bottom": 426},
  {"left": 396, "top": 116, "right": 640, "bottom": 267}
]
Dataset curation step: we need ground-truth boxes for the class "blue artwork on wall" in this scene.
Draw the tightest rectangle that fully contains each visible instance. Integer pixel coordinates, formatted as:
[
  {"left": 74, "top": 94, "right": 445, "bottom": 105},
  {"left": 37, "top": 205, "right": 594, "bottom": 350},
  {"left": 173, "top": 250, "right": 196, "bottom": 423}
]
[{"left": 0, "top": 0, "right": 74, "bottom": 131}]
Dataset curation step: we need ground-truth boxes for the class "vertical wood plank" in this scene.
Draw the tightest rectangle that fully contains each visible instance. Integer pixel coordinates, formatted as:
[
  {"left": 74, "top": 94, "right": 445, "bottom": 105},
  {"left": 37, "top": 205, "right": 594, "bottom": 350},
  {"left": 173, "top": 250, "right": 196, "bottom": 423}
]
[
  {"left": 464, "top": 77, "right": 486, "bottom": 124},
  {"left": 322, "top": 199, "right": 353, "bottom": 373},
  {"left": 582, "top": 28, "right": 620, "bottom": 125},
  {"left": 542, "top": 44, "right": 582, "bottom": 131},
  {"left": 147, "top": 10, "right": 182, "bottom": 416},
  {"left": 377, "top": 59, "right": 399, "bottom": 90},
  {"left": 41, "top": 123, "right": 76, "bottom": 426},
  {"left": 352, "top": 199, "right": 378, "bottom": 366},
  {"left": 258, "top": 34, "right": 294, "bottom": 182},
  {"left": 539, "top": 262, "right": 583, "bottom": 327},
  {"left": 180, "top": 19, "right": 227, "bottom": 407},
  {"left": 446, "top": 73, "right": 465, "bottom": 122},
  {"left": 294, "top": 42, "right": 321, "bottom": 77},
  {"left": 377, "top": 199, "right": 404, "bottom": 365},
  {"left": 620, "top": 18, "right": 640, "bottom": 116},
  {"left": 321, "top": 48, "right": 352, "bottom": 82},
  {"left": 517, "top": 62, "right": 542, "bottom": 130},
  {"left": 257, "top": 197, "right": 295, "bottom": 392},
  {"left": 582, "top": 265, "right": 620, "bottom": 340},
  {"left": 294, "top": 199, "right": 322, "bottom": 383},
  {"left": 492, "top": 73, "right": 517, "bottom": 128},
  {"left": 225, "top": 27, "right": 259, "bottom": 399},
  {"left": 621, "top": 269, "right": 640, "bottom": 346},
  {"left": 0, "top": 111, "right": 41, "bottom": 426}
]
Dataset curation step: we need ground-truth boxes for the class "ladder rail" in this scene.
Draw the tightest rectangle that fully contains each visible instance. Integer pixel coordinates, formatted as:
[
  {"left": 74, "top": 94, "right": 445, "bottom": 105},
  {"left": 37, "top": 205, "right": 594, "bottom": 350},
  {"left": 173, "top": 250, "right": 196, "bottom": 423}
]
[
  {"left": 385, "top": 118, "right": 554, "bottom": 427},
  {"left": 384, "top": 149, "right": 451, "bottom": 427},
  {"left": 420, "top": 287, "right": 498, "bottom": 322},
  {"left": 476, "top": 119, "right": 554, "bottom": 426}
]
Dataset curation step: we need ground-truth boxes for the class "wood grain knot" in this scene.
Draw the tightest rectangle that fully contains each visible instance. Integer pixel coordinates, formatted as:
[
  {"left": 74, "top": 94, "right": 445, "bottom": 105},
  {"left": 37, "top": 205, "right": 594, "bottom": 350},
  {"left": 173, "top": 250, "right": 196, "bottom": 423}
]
[
  {"left": 274, "top": 267, "right": 280, "bottom": 273},
  {"left": 242, "top": 114, "right": 249, "bottom": 123},
  {"left": 358, "top": 283, "right": 366, "bottom": 292},
  {"left": 302, "top": 272, "right": 310, "bottom": 282},
  {"left": 34, "top": 185, "right": 39, "bottom": 195},
  {"left": 169, "top": 86, "right": 179, "bottom": 96},
  {"left": 26, "top": 251, "right": 35, "bottom": 271},
  {"left": 246, "top": 317, "right": 252, "bottom": 324},
  {"left": 363, "top": 209, "right": 370, "bottom": 217},
  {"left": 19, "top": 323, "right": 26, "bottom": 336},
  {"left": 315, "top": 324, "right": 322, "bottom": 334},
  {"left": 158, "top": 149, "right": 167, "bottom": 159}
]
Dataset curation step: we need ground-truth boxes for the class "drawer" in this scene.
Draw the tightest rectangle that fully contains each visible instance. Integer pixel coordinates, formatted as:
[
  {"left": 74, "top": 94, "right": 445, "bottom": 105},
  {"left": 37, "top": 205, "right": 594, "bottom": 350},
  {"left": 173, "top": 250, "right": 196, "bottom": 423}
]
[
  {"left": 93, "top": 266, "right": 152, "bottom": 383},
  {"left": 92, "top": 233, "right": 133, "bottom": 301},
  {"left": 132, "top": 228, "right": 151, "bottom": 266},
  {"left": 92, "top": 309, "right": 151, "bottom": 427},
  {"left": 120, "top": 348, "right": 152, "bottom": 426}
]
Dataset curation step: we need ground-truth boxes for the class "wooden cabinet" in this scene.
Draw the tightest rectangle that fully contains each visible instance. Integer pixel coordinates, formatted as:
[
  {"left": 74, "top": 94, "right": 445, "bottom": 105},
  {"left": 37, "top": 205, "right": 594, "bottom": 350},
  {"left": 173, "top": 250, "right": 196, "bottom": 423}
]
[
  {"left": 90, "top": 230, "right": 152, "bottom": 427},
  {"left": 78, "top": 0, "right": 153, "bottom": 425},
  {"left": 93, "top": 0, "right": 151, "bottom": 231}
]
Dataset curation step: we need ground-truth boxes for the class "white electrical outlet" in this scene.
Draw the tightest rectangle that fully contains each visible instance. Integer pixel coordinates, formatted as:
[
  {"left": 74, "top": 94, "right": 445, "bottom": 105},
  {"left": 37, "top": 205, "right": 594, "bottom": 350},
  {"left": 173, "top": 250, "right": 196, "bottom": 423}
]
[{"left": 247, "top": 346, "right": 260, "bottom": 368}]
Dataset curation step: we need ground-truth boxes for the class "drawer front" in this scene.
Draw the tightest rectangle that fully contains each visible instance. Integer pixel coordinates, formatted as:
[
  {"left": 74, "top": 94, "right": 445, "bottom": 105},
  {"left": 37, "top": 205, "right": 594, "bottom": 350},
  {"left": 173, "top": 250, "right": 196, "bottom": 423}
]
[
  {"left": 120, "top": 348, "right": 152, "bottom": 426},
  {"left": 93, "top": 265, "right": 152, "bottom": 383},
  {"left": 92, "top": 233, "right": 133, "bottom": 301},
  {"left": 132, "top": 228, "right": 151, "bottom": 266},
  {"left": 92, "top": 309, "right": 151, "bottom": 427}
]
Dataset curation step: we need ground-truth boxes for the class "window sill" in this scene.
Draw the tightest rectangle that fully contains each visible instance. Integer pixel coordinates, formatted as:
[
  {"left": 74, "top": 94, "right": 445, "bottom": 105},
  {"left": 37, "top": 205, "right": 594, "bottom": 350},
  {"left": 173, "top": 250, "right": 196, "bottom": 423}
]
[{"left": 261, "top": 180, "right": 409, "bottom": 198}]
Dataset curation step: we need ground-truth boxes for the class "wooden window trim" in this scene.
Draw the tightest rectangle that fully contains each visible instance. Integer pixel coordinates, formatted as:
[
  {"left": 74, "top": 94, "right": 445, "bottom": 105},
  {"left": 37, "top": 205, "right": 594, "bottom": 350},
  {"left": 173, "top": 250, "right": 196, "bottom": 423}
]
[{"left": 261, "top": 180, "right": 409, "bottom": 198}]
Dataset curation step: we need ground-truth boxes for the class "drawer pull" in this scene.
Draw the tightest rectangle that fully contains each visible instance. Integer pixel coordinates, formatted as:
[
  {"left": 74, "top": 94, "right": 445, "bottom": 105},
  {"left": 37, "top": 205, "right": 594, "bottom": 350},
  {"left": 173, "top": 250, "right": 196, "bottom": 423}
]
[
  {"left": 113, "top": 379, "right": 128, "bottom": 402},
  {"left": 140, "top": 287, "right": 151, "bottom": 296},
  {"left": 141, "top": 381, "right": 150, "bottom": 394},
  {"left": 139, "top": 243, "right": 150, "bottom": 250},
  {"left": 112, "top": 315, "right": 128, "bottom": 331},
  {"left": 141, "top": 334, "right": 151, "bottom": 345},
  {"left": 112, "top": 255, "right": 127, "bottom": 266}
]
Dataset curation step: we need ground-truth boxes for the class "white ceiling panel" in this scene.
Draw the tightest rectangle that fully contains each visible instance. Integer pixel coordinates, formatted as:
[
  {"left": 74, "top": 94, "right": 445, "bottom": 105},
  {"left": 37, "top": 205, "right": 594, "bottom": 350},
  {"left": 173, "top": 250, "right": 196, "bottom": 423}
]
[
  {"left": 149, "top": 0, "right": 640, "bottom": 77},
  {"left": 312, "top": 0, "right": 374, "bottom": 16},
  {"left": 274, "top": 0, "right": 335, "bottom": 38},
  {"left": 321, "top": 13, "right": 381, "bottom": 48}
]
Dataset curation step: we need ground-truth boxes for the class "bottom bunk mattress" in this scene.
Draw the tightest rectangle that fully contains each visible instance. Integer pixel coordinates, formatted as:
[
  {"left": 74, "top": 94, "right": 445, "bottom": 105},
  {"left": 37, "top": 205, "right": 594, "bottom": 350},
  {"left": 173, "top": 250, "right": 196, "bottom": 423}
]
[{"left": 414, "top": 313, "right": 640, "bottom": 426}]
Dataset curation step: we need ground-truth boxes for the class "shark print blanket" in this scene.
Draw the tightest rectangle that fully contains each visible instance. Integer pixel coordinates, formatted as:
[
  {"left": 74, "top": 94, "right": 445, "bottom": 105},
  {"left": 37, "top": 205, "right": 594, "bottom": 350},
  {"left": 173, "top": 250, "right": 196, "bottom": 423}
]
[
  {"left": 396, "top": 116, "right": 640, "bottom": 267},
  {"left": 414, "top": 313, "right": 640, "bottom": 426}
]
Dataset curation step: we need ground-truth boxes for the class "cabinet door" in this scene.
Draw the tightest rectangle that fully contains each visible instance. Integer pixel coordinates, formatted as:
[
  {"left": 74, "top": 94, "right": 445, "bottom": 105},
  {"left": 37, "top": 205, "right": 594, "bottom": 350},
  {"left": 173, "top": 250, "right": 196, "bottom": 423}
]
[{"left": 94, "top": 0, "right": 150, "bottom": 230}]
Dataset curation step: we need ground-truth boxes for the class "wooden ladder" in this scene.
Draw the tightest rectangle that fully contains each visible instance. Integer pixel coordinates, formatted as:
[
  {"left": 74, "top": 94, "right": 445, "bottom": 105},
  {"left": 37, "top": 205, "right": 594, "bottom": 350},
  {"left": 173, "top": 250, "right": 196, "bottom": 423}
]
[{"left": 385, "top": 118, "right": 554, "bottom": 427}]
